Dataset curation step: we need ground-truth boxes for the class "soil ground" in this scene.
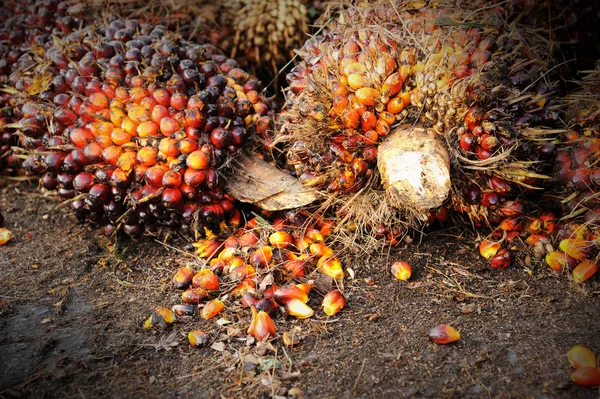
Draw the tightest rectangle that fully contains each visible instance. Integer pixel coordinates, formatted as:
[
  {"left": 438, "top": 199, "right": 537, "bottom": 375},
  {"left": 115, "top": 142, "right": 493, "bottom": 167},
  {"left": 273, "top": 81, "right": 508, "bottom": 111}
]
[{"left": 1, "top": 181, "right": 599, "bottom": 399}]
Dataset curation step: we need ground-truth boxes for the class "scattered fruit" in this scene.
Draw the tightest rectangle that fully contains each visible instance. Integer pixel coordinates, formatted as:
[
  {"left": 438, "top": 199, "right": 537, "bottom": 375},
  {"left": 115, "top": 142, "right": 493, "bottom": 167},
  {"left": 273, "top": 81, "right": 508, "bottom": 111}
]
[
  {"left": 391, "top": 261, "right": 412, "bottom": 281},
  {"left": 322, "top": 290, "right": 346, "bottom": 316},
  {"left": 429, "top": 324, "right": 460, "bottom": 344},
  {"left": 567, "top": 346, "right": 597, "bottom": 369}
]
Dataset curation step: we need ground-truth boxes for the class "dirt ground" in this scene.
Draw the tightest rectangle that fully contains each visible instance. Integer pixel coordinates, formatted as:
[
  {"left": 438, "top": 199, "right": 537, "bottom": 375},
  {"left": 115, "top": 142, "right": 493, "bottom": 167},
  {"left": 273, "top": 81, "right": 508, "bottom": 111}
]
[{"left": 1, "top": 181, "right": 599, "bottom": 399}]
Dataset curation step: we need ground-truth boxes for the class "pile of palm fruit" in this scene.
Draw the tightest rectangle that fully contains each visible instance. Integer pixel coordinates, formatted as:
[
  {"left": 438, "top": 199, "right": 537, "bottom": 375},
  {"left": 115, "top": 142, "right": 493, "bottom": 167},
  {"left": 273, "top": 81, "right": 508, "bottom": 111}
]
[
  {"left": 541, "top": 65, "right": 600, "bottom": 283},
  {"left": 145, "top": 212, "right": 348, "bottom": 344},
  {"left": 1, "top": 0, "right": 599, "bottom": 345}
]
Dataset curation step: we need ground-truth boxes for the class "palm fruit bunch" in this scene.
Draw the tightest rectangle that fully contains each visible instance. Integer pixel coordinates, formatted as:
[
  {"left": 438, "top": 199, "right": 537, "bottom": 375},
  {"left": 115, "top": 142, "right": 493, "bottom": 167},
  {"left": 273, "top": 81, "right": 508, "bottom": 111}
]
[
  {"left": 220, "top": 0, "right": 309, "bottom": 82},
  {"left": 144, "top": 212, "right": 347, "bottom": 344},
  {"left": 0, "top": 0, "right": 92, "bottom": 180},
  {"left": 275, "top": 0, "right": 562, "bottom": 256},
  {"left": 11, "top": 18, "right": 272, "bottom": 236},
  {"left": 538, "top": 64, "right": 600, "bottom": 283}
]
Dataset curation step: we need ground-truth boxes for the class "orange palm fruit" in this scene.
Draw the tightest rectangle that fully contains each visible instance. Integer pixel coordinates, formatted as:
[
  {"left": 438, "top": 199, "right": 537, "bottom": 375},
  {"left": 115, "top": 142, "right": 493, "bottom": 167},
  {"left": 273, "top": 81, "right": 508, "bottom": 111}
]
[
  {"left": 545, "top": 251, "right": 568, "bottom": 272},
  {"left": 250, "top": 246, "right": 273, "bottom": 267},
  {"left": 0, "top": 228, "right": 12, "bottom": 245},
  {"left": 229, "top": 264, "right": 256, "bottom": 281},
  {"left": 231, "top": 279, "right": 256, "bottom": 297},
  {"left": 309, "top": 243, "right": 333, "bottom": 257},
  {"left": 247, "top": 309, "right": 276, "bottom": 341},
  {"left": 172, "top": 267, "right": 194, "bottom": 289},
  {"left": 355, "top": 87, "right": 380, "bottom": 106},
  {"left": 429, "top": 324, "right": 460, "bottom": 344},
  {"left": 269, "top": 231, "right": 294, "bottom": 249},
  {"left": 560, "top": 238, "right": 592, "bottom": 261},
  {"left": 188, "top": 330, "right": 209, "bottom": 348},
  {"left": 318, "top": 255, "right": 344, "bottom": 280},
  {"left": 391, "top": 261, "right": 412, "bottom": 281},
  {"left": 479, "top": 240, "right": 501, "bottom": 260},
  {"left": 201, "top": 299, "right": 224, "bottom": 319},
  {"left": 143, "top": 306, "right": 176, "bottom": 329},
  {"left": 192, "top": 269, "right": 219, "bottom": 290},
  {"left": 572, "top": 260, "right": 598, "bottom": 284},
  {"left": 285, "top": 298, "right": 314, "bottom": 319},
  {"left": 323, "top": 290, "right": 346, "bottom": 316},
  {"left": 567, "top": 346, "right": 597, "bottom": 369},
  {"left": 571, "top": 367, "right": 600, "bottom": 387}
]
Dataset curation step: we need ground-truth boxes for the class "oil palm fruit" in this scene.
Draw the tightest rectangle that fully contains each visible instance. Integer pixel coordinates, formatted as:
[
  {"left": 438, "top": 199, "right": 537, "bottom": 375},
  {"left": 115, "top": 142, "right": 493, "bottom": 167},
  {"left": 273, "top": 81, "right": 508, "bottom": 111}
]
[
  {"left": 11, "top": 19, "right": 271, "bottom": 236},
  {"left": 275, "top": 1, "right": 561, "bottom": 260}
]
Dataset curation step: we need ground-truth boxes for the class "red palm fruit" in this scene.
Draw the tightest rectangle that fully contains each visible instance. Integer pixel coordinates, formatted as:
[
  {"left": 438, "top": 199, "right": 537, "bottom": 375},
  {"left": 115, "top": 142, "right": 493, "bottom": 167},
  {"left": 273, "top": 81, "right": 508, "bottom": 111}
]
[
  {"left": 568, "top": 346, "right": 597, "bottom": 369},
  {"left": 545, "top": 251, "right": 567, "bottom": 272},
  {"left": 172, "top": 267, "right": 195, "bottom": 289},
  {"left": 274, "top": 285, "right": 308, "bottom": 305},
  {"left": 491, "top": 249, "right": 513, "bottom": 269},
  {"left": 490, "top": 176, "right": 511, "bottom": 194},
  {"left": 285, "top": 260, "right": 307, "bottom": 278},
  {"left": 181, "top": 288, "right": 210, "bottom": 304},
  {"left": 464, "top": 107, "right": 483, "bottom": 131},
  {"left": 201, "top": 299, "right": 224, "bottom": 320},
  {"left": 459, "top": 133, "right": 475, "bottom": 151},
  {"left": 429, "top": 324, "right": 460, "bottom": 344},
  {"left": 192, "top": 269, "right": 219, "bottom": 290},
  {"left": 323, "top": 290, "right": 346, "bottom": 316},
  {"left": 333, "top": 95, "right": 349, "bottom": 116},
  {"left": 145, "top": 166, "right": 165, "bottom": 187},
  {"left": 162, "top": 188, "right": 182, "bottom": 209},
  {"left": 250, "top": 246, "right": 273, "bottom": 267},
  {"left": 269, "top": 231, "right": 294, "bottom": 249},
  {"left": 361, "top": 111, "right": 377, "bottom": 132},
  {"left": 162, "top": 170, "right": 182, "bottom": 188},
  {"left": 188, "top": 330, "right": 209, "bottom": 348},
  {"left": 137, "top": 121, "right": 159, "bottom": 138},
  {"left": 318, "top": 255, "right": 344, "bottom": 279},
  {"left": 0, "top": 228, "right": 13, "bottom": 245},
  {"left": 262, "top": 285, "right": 279, "bottom": 300},
  {"left": 572, "top": 261, "right": 598, "bottom": 284},
  {"left": 285, "top": 298, "right": 314, "bottom": 319},
  {"left": 242, "top": 292, "right": 259, "bottom": 308},
  {"left": 248, "top": 309, "right": 276, "bottom": 340},
  {"left": 110, "top": 128, "right": 131, "bottom": 145},
  {"left": 481, "top": 192, "right": 499, "bottom": 208},
  {"left": 571, "top": 368, "right": 600, "bottom": 388},
  {"left": 391, "top": 261, "right": 412, "bottom": 281}
]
